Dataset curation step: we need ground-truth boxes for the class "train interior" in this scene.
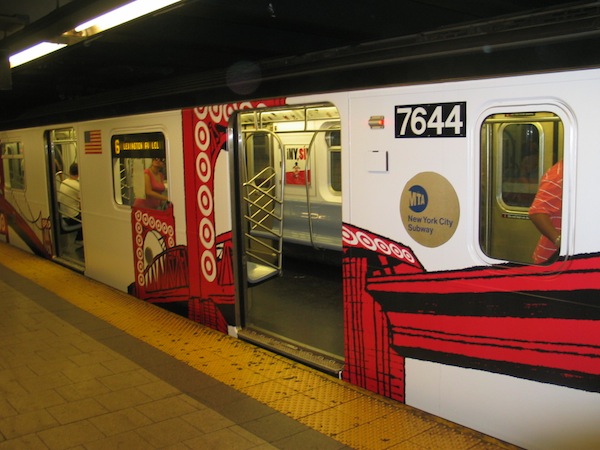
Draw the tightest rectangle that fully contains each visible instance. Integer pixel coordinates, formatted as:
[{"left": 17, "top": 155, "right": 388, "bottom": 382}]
[{"left": 230, "top": 104, "right": 344, "bottom": 374}]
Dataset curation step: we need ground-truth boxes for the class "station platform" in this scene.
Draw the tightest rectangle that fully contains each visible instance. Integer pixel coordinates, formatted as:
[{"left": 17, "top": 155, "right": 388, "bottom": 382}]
[{"left": 0, "top": 242, "right": 520, "bottom": 449}]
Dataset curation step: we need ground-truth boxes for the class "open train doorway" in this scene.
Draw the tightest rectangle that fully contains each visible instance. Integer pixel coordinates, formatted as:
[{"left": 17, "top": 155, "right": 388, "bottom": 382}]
[
  {"left": 229, "top": 103, "right": 344, "bottom": 375},
  {"left": 46, "top": 128, "right": 85, "bottom": 270}
]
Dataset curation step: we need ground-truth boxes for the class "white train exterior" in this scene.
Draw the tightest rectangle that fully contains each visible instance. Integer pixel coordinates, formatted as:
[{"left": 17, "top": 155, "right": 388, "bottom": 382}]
[{"left": 2, "top": 7, "right": 600, "bottom": 448}]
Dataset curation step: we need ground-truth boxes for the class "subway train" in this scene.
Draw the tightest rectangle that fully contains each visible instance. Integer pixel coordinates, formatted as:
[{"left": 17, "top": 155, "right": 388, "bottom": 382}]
[{"left": 2, "top": 11, "right": 600, "bottom": 450}]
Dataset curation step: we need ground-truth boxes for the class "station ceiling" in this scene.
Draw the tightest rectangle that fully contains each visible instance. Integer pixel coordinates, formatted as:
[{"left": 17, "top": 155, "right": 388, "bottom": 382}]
[{"left": 0, "top": 0, "right": 591, "bottom": 129}]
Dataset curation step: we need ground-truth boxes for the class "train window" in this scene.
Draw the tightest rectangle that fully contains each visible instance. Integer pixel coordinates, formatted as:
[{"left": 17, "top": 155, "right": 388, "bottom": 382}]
[
  {"left": 247, "top": 133, "right": 272, "bottom": 181},
  {"left": 501, "top": 123, "right": 540, "bottom": 207},
  {"left": 329, "top": 148, "right": 341, "bottom": 193},
  {"left": 1, "top": 141, "right": 25, "bottom": 190},
  {"left": 326, "top": 129, "right": 341, "bottom": 193},
  {"left": 480, "top": 112, "right": 564, "bottom": 264},
  {"left": 110, "top": 132, "right": 168, "bottom": 209},
  {"left": 50, "top": 128, "right": 78, "bottom": 185}
]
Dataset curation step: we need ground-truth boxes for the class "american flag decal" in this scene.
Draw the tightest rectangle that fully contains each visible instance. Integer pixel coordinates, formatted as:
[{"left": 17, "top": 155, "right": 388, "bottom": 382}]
[{"left": 84, "top": 130, "right": 102, "bottom": 154}]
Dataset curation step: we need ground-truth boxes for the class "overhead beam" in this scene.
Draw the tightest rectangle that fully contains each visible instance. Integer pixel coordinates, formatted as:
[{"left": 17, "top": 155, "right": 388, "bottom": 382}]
[{"left": 0, "top": 50, "right": 10, "bottom": 90}]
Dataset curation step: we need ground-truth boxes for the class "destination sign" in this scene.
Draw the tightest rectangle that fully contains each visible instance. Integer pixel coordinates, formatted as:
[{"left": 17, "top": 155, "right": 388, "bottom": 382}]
[{"left": 111, "top": 132, "right": 166, "bottom": 158}]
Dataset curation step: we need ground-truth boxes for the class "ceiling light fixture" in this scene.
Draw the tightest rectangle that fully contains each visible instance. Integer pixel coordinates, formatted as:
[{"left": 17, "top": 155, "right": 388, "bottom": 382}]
[
  {"left": 8, "top": 0, "right": 183, "bottom": 69},
  {"left": 74, "top": 0, "right": 183, "bottom": 35},
  {"left": 9, "top": 42, "right": 68, "bottom": 68}
]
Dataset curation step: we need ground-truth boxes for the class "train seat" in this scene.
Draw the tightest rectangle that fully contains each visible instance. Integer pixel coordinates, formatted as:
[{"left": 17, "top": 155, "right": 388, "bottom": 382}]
[
  {"left": 247, "top": 261, "right": 278, "bottom": 284},
  {"left": 60, "top": 216, "right": 82, "bottom": 234}
]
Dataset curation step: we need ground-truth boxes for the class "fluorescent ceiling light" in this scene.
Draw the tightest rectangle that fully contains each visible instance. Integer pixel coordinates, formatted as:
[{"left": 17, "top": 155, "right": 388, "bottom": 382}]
[
  {"left": 8, "top": 0, "right": 182, "bottom": 69},
  {"left": 9, "top": 42, "right": 67, "bottom": 68},
  {"left": 75, "top": 0, "right": 182, "bottom": 34}
]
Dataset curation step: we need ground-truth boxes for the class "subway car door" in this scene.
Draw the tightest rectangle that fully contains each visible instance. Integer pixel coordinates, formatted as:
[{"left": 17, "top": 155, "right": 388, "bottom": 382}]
[
  {"left": 46, "top": 128, "right": 85, "bottom": 270},
  {"left": 229, "top": 103, "right": 344, "bottom": 375}
]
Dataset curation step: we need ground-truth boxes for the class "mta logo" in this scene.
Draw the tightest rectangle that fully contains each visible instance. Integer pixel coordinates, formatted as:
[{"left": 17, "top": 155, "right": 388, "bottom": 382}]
[{"left": 408, "top": 185, "right": 428, "bottom": 213}]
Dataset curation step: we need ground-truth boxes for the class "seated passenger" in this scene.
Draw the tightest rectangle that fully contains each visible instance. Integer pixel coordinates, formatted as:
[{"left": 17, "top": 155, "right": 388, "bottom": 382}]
[{"left": 58, "top": 162, "right": 83, "bottom": 242}]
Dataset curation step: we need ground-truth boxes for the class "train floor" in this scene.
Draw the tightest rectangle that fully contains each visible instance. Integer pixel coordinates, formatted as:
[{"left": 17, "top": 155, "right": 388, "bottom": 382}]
[
  {"left": 246, "top": 255, "right": 344, "bottom": 361},
  {"left": 0, "top": 242, "right": 521, "bottom": 450}
]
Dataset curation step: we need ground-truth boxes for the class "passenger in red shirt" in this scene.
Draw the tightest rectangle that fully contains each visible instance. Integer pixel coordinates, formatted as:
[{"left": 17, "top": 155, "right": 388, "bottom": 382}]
[
  {"left": 133, "top": 158, "right": 169, "bottom": 210},
  {"left": 528, "top": 160, "right": 563, "bottom": 264}
]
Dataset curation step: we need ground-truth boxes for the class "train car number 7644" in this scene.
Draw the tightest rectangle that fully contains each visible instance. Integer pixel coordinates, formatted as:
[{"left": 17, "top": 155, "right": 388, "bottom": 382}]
[{"left": 395, "top": 102, "right": 466, "bottom": 138}]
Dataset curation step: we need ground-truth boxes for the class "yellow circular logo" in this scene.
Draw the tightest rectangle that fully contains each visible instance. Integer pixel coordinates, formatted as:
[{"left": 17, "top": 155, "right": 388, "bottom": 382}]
[{"left": 400, "top": 172, "right": 460, "bottom": 248}]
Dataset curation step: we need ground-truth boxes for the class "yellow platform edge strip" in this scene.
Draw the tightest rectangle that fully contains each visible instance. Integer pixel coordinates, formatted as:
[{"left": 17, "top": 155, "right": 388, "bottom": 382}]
[{"left": 0, "top": 243, "right": 519, "bottom": 450}]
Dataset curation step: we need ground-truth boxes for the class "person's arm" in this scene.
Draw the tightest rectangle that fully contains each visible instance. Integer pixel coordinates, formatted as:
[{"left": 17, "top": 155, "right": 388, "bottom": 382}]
[{"left": 529, "top": 212, "right": 560, "bottom": 247}]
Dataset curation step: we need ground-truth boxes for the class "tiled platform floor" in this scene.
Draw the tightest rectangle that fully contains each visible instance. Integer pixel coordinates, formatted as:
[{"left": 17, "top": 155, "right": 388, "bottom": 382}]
[
  {"left": 0, "top": 243, "right": 520, "bottom": 449},
  {"left": 0, "top": 265, "right": 347, "bottom": 449}
]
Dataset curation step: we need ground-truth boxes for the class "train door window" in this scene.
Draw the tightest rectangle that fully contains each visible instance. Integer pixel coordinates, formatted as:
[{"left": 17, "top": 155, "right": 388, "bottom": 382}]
[
  {"left": 501, "top": 123, "right": 540, "bottom": 207},
  {"left": 1, "top": 141, "right": 25, "bottom": 190},
  {"left": 111, "top": 132, "right": 168, "bottom": 209},
  {"left": 50, "top": 128, "right": 78, "bottom": 184},
  {"left": 247, "top": 132, "right": 274, "bottom": 185},
  {"left": 252, "top": 133, "right": 271, "bottom": 174},
  {"left": 480, "top": 112, "right": 564, "bottom": 264},
  {"left": 326, "top": 128, "right": 342, "bottom": 193}
]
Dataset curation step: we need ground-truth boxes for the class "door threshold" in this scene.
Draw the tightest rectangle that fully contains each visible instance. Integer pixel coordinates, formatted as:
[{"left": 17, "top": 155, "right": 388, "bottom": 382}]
[
  {"left": 238, "top": 327, "right": 344, "bottom": 377},
  {"left": 54, "top": 256, "right": 85, "bottom": 273}
]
